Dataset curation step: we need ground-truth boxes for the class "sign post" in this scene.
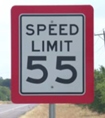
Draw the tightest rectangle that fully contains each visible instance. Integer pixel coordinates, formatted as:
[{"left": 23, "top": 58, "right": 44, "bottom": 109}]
[
  {"left": 11, "top": 5, "right": 94, "bottom": 104},
  {"left": 49, "top": 104, "right": 55, "bottom": 118}
]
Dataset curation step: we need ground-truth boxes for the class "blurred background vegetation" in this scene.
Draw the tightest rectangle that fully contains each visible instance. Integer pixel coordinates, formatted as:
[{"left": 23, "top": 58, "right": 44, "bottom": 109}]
[
  {"left": 80, "top": 66, "right": 105, "bottom": 113},
  {"left": 0, "top": 78, "right": 11, "bottom": 101}
]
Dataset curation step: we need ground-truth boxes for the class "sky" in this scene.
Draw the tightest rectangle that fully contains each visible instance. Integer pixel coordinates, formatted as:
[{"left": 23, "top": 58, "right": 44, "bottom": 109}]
[{"left": 0, "top": 0, "right": 105, "bottom": 78}]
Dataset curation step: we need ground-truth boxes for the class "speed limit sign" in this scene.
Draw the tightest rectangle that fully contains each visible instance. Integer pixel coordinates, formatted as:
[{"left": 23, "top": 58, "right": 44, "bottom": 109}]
[{"left": 11, "top": 5, "right": 94, "bottom": 103}]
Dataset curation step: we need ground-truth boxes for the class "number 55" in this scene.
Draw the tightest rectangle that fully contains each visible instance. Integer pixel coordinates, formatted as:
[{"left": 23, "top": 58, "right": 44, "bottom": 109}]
[{"left": 26, "top": 56, "right": 77, "bottom": 84}]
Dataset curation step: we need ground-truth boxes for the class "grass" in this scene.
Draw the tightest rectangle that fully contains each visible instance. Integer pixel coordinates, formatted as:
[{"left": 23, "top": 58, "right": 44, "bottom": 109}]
[
  {"left": 19, "top": 104, "right": 105, "bottom": 118},
  {"left": 0, "top": 101, "right": 11, "bottom": 104}
]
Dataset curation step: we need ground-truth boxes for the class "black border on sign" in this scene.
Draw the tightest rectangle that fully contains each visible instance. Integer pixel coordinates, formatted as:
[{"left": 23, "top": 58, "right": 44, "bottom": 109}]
[{"left": 19, "top": 14, "right": 85, "bottom": 95}]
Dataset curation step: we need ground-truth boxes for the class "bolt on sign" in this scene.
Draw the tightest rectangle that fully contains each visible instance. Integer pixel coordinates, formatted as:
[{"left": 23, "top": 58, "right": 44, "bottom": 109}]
[{"left": 11, "top": 5, "right": 94, "bottom": 103}]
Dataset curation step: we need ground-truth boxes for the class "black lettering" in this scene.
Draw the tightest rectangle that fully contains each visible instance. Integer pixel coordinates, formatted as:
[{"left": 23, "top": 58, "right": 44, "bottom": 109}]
[
  {"left": 47, "top": 41, "right": 57, "bottom": 51},
  {"left": 60, "top": 41, "right": 62, "bottom": 51},
  {"left": 26, "top": 24, "right": 34, "bottom": 35},
  {"left": 70, "top": 24, "right": 79, "bottom": 35},
  {"left": 49, "top": 24, "right": 57, "bottom": 35},
  {"left": 32, "top": 41, "right": 40, "bottom": 52},
  {"left": 42, "top": 40, "right": 44, "bottom": 52},
  {"left": 64, "top": 40, "right": 73, "bottom": 51},
  {"left": 37, "top": 24, "right": 46, "bottom": 35},
  {"left": 56, "top": 56, "right": 77, "bottom": 84},
  {"left": 27, "top": 56, "right": 48, "bottom": 84},
  {"left": 59, "top": 24, "right": 67, "bottom": 35}
]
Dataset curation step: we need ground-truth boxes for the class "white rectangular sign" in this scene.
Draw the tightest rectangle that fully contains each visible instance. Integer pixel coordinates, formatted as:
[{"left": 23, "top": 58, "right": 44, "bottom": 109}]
[{"left": 20, "top": 14, "right": 85, "bottom": 95}]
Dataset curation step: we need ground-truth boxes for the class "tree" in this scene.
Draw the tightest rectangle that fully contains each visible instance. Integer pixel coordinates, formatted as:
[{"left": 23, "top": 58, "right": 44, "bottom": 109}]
[
  {"left": 87, "top": 66, "right": 105, "bottom": 113},
  {"left": 0, "top": 86, "right": 11, "bottom": 101},
  {"left": 1, "top": 79, "right": 11, "bottom": 89},
  {"left": 0, "top": 78, "right": 3, "bottom": 86}
]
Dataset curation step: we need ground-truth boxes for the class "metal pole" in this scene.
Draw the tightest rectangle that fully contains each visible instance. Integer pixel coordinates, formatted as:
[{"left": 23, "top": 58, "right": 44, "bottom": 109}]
[
  {"left": 103, "top": 30, "right": 105, "bottom": 46},
  {"left": 94, "top": 33, "right": 103, "bottom": 36},
  {"left": 49, "top": 104, "right": 56, "bottom": 118}
]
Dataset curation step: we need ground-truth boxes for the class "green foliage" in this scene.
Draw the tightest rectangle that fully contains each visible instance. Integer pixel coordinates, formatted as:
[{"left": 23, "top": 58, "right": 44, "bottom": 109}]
[
  {"left": 0, "top": 78, "right": 11, "bottom": 101},
  {"left": 0, "top": 86, "right": 11, "bottom": 101},
  {"left": 1, "top": 79, "right": 11, "bottom": 89},
  {"left": 81, "top": 66, "right": 105, "bottom": 113},
  {"left": 0, "top": 78, "right": 3, "bottom": 86}
]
